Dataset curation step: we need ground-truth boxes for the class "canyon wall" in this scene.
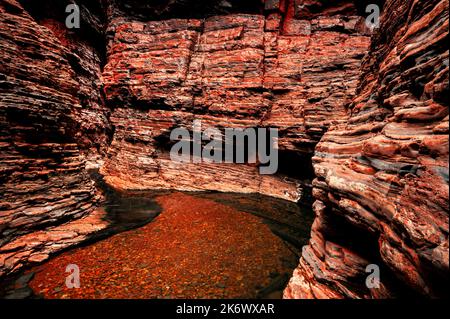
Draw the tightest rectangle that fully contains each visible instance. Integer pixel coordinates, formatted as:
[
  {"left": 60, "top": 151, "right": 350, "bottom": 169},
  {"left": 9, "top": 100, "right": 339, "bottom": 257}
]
[
  {"left": 100, "top": 0, "right": 371, "bottom": 201},
  {"left": 0, "top": 0, "right": 374, "bottom": 279},
  {"left": 285, "top": 0, "right": 449, "bottom": 298},
  {"left": 0, "top": 0, "right": 448, "bottom": 300},
  {"left": 0, "top": 0, "right": 109, "bottom": 278}
]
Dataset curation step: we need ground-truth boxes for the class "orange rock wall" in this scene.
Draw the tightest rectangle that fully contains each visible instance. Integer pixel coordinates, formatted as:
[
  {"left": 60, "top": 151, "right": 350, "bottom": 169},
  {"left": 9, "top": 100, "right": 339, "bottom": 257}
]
[
  {"left": 0, "top": 0, "right": 109, "bottom": 277},
  {"left": 285, "top": 0, "right": 449, "bottom": 298},
  {"left": 1, "top": 0, "right": 448, "bottom": 300},
  {"left": 101, "top": 0, "right": 371, "bottom": 201}
]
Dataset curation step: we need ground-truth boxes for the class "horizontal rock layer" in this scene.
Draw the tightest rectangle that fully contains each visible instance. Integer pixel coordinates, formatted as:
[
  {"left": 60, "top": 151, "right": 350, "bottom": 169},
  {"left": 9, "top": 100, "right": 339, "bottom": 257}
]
[
  {"left": 101, "top": 0, "right": 371, "bottom": 200},
  {"left": 1, "top": 0, "right": 448, "bottom": 300},
  {"left": 0, "top": 0, "right": 109, "bottom": 277},
  {"left": 285, "top": 0, "right": 449, "bottom": 298}
]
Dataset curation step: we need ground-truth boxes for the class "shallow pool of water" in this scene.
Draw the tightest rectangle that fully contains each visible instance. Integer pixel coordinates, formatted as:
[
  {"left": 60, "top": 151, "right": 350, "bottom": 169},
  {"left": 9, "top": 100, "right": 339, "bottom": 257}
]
[{"left": 3, "top": 180, "right": 314, "bottom": 299}]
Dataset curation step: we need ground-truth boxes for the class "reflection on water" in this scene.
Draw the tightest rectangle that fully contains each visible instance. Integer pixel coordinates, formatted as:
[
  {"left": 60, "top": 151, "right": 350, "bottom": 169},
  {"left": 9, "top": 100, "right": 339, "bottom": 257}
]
[
  {"left": 2, "top": 172, "right": 315, "bottom": 299},
  {"left": 193, "top": 192, "right": 314, "bottom": 254},
  {"left": 88, "top": 169, "right": 162, "bottom": 236},
  {"left": 91, "top": 169, "right": 314, "bottom": 253}
]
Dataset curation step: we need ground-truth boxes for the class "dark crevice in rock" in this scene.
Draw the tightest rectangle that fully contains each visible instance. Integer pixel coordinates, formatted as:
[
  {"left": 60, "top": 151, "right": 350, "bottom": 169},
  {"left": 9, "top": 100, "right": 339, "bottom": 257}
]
[{"left": 108, "top": 0, "right": 265, "bottom": 21}]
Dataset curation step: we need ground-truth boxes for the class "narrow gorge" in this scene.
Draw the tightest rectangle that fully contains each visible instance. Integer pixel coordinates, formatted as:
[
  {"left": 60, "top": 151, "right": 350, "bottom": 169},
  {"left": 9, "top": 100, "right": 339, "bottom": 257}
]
[{"left": 0, "top": 0, "right": 448, "bottom": 299}]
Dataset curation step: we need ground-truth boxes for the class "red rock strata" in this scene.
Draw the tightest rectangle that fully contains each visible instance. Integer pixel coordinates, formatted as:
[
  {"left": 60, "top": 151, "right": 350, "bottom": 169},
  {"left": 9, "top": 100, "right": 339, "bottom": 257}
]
[
  {"left": 101, "top": 0, "right": 371, "bottom": 201},
  {"left": 285, "top": 0, "right": 449, "bottom": 298},
  {"left": 0, "top": 0, "right": 109, "bottom": 277},
  {"left": 0, "top": 0, "right": 448, "bottom": 299}
]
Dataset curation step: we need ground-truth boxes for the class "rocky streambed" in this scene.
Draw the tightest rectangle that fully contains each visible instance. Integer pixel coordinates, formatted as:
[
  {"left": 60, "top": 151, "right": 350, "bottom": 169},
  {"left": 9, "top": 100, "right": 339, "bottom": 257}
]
[{"left": 1, "top": 187, "right": 314, "bottom": 299}]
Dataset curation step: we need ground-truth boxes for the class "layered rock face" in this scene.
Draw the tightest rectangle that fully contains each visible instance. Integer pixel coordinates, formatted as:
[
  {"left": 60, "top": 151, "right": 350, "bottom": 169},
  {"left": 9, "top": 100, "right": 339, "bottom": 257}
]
[
  {"left": 0, "top": 0, "right": 109, "bottom": 277},
  {"left": 101, "top": 0, "right": 371, "bottom": 201},
  {"left": 285, "top": 0, "right": 449, "bottom": 298},
  {"left": 1, "top": 0, "right": 448, "bottom": 300}
]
